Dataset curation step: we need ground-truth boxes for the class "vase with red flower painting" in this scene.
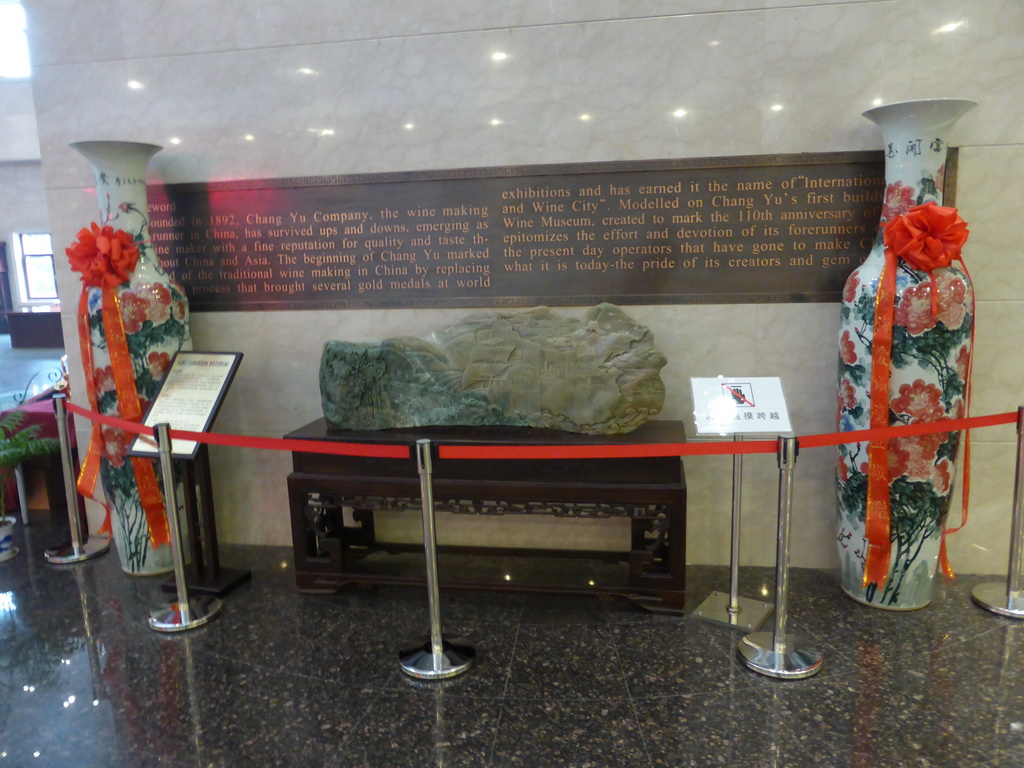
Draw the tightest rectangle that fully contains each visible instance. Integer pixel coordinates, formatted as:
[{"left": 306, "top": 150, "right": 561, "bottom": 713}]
[
  {"left": 835, "top": 99, "right": 976, "bottom": 609},
  {"left": 70, "top": 141, "right": 191, "bottom": 575}
]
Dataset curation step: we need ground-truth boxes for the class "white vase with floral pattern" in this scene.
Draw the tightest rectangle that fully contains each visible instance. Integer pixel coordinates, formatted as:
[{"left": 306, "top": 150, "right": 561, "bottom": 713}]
[
  {"left": 72, "top": 141, "right": 191, "bottom": 575},
  {"left": 835, "top": 99, "right": 976, "bottom": 609}
]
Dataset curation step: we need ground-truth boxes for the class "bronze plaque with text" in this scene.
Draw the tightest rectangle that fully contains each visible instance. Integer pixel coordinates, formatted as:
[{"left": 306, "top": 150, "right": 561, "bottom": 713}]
[{"left": 146, "top": 152, "right": 896, "bottom": 311}]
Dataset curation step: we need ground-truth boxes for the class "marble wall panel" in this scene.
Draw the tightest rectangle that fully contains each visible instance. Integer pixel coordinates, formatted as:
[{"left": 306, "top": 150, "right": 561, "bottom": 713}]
[
  {"left": 23, "top": 0, "right": 1024, "bottom": 571},
  {"left": 34, "top": 14, "right": 769, "bottom": 190},
  {"left": 0, "top": 161, "right": 48, "bottom": 237},
  {"left": 25, "top": 0, "right": 875, "bottom": 66},
  {"left": 738, "top": 443, "right": 837, "bottom": 568},
  {"left": 956, "top": 146, "right": 1024, "bottom": 304},
  {"left": 207, "top": 443, "right": 294, "bottom": 546},
  {"left": 0, "top": 161, "right": 48, "bottom": 311},
  {"left": 945, "top": 440, "right": 1018, "bottom": 573},
  {"left": 623, "top": 304, "right": 760, "bottom": 421},
  {"left": 760, "top": 2, "right": 909, "bottom": 155},
  {"left": 751, "top": 303, "right": 839, "bottom": 435},
  {"left": 969, "top": 302, "right": 1024, "bottom": 445},
  {"left": 681, "top": 453, "right": 736, "bottom": 564},
  {"left": 0, "top": 80, "right": 41, "bottom": 161},
  {"left": 22, "top": 0, "right": 125, "bottom": 67},
  {"left": 907, "top": 0, "right": 1024, "bottom": 147}
]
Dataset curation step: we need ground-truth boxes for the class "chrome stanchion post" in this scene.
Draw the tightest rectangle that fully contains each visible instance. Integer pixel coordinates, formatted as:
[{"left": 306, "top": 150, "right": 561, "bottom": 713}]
[
  {"left": 148, "top": 423, "right": 221, "bottom": 632},
  {"left": 694, "top": 434, "right": 773, "bottom": 630},
  {"left": 738, "top": 435, "right": 822, "bottom": 679},
  {"left": 44, "top": 391, "right": 110, "bottom": 563},
  {"left": 729, "top": 435, "right": 743, "bottom": 612},
  {"left": 399, "top": 439, "right": 475, "bottom": 679},
  {"left": 972, "top": 406, "right": 1024, "bottom": 618}
]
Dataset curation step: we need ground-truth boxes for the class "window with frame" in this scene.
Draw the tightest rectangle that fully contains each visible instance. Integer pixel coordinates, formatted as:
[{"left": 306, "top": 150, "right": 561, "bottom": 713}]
[{"left": 17, "top": 233, "right": 57, "bottom": 301}]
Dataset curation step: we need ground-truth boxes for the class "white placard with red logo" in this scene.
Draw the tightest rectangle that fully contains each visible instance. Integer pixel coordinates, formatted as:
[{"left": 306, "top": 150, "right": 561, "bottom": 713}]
[{"left": 690, "top": 376, "right": 792, "bottom": 436}]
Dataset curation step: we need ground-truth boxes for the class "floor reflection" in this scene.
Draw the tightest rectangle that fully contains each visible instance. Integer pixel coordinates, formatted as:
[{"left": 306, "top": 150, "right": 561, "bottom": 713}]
[{"left": 0, "top": 516, "right": 1020, "bottom": 767}]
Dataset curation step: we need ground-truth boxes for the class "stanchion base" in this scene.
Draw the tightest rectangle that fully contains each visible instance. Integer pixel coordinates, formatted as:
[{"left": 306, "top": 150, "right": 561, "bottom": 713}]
[
  {"left": 44, "top": 537, "right": 110, "bottom": 564},
  {"left": 971, "top": 582, "right": 1024, "bottom": 619},
  {"left": 147, "top": 596, "right": 222, "bottom": 633},
  {"left": 398, "top": 636, "right": 476, "bottom": 680},
  {"left": 738, "top": 631, "right": 823, "bottom": 679},
  {"left": 693, "top": 591, "right": 773, "bottom": 631}
]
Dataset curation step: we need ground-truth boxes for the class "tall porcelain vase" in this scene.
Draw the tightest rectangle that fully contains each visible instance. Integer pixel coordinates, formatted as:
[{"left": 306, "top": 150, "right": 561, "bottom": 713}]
[
  {"left": 71, "top": 141, "right": 191, "bottom": 575},
  {"left": 835, "top": 99, "right": 976, "bottom": 609}
]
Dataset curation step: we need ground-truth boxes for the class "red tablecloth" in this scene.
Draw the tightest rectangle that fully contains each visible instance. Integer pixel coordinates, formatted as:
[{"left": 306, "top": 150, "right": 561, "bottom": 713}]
[{"left": 2, "top": 396, "right": 76, "bottom": 514}]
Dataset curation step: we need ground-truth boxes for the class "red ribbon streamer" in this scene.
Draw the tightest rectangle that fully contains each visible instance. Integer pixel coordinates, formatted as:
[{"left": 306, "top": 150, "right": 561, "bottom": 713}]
[
  {"left": 75, "top": 287, "right": 169, "bottom": 548},
  {"left": 862, "top": 202, "right": 973, "bottom": 590},
  {"left": 863, "top": 246, "right": 898, "bottom": 589},
  {"left": 75, "top": 292, "right": 111, "bottom": 536},
  {"left": 939, "top": 285, "right": 977, "bottom": 582},
  {"left": 100, "top": 290, "right": 169, "bottom": 549}
]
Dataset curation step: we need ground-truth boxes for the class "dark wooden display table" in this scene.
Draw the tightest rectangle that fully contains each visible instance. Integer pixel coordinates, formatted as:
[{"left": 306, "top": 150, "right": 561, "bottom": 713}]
[
  {"left": 4, "top": 310, "right": 63, "bottom": 349},
  {"left": 286, "top": 419, "right": 687, "bottom": 612}
]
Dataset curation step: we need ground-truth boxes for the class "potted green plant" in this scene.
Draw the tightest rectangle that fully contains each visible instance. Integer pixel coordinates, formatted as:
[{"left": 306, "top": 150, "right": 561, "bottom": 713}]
[{"left": 0, "top": 407, "right": 60, "bottom": 562}]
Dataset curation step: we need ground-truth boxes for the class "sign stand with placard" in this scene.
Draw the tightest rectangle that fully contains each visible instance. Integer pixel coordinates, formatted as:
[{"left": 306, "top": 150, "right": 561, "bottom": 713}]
[
  {"left": 146, "top": 422, "right": 221, "bottom": 633},
  {"left": 737, "top": 435, "right": 822, "bottom": 678},
  {"left": 128, "top": 351, "right": 249, "bottom": 598},
  {"left": 690, "top": 376, "right": 792, "bottom": 631}
]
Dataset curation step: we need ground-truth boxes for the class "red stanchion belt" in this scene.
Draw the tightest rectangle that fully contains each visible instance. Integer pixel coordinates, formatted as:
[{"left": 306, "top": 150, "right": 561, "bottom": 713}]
[
  {"left": 65, "top": 402, "right": 411, "bottom": 459},
  {"left": 65, "top": 401, "right": 1015, "bottom": 461}
]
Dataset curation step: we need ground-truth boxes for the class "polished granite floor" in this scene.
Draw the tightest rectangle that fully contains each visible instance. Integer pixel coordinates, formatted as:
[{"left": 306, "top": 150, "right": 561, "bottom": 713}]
[{"left": 1, "top": 515, "right": 1022, "bottom": 768}]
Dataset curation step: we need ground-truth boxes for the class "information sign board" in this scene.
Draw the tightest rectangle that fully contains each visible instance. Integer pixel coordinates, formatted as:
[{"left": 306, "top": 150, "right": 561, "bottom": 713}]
[
  {"left": 129, "top": 351, "right": 243, "bottom": 460},
  {"left": 690, "top": 376, "right": 792, "bottom": 435}
]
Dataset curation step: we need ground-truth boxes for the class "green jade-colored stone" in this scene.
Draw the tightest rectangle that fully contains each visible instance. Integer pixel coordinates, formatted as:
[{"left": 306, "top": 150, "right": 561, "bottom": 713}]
[{"left": 319, "top": 303, "right": 666, "bottom": 434}]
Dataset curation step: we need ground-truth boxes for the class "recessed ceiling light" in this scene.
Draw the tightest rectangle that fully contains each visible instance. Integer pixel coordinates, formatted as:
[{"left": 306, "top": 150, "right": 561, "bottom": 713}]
[
  {"left": 934, "top": 21, "right": 965, "bottom": 34},
  {"left": 404, "top": 122, "right": 415, "bottom": 130},
  {"left": 127, "top": 80, "right": 143, "bottom": 89},
  {"left": 770, "top": 104, "right": 784, "bottom": 112},
  {"left": 490, "top": 118, "right": 503, "bottom": 126},
  {"left": 673, "top": 108, "right": 687, "bottom": 118},
  {"left": 244, "top": 134, "right": 255, "bottom": 141},
  {"left": 492, "top": 51, "right": 508, "bottom": 61},
  {"left": 579, "top": 113, "right": 591, "bottom": 122},
  {"left": 169, "top": 137, "right": 181, "bottom": 145}
]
